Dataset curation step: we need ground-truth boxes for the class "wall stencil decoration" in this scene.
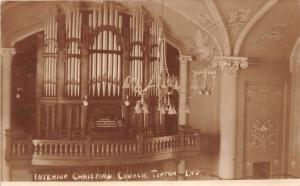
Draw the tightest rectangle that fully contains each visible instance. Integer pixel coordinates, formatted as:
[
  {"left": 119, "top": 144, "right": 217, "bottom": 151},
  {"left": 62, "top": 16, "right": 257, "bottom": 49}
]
[
  {"left": 228, "top": 9, "right": 251, "bottom": 28},
  {"left": 257, "top": 22, "right": 288, "bottom": 46},
  {"left": 194, "top": 30, "right": 215, "bottom": 62},
  {"left": 244, "top": 84, "right": 285, "bottom": 176},
  {"left": 248, "top": 109, "right": 278, "bottom": 153},
  {"left": 196, "top": 12, "right": 219, "bottom": 30}
]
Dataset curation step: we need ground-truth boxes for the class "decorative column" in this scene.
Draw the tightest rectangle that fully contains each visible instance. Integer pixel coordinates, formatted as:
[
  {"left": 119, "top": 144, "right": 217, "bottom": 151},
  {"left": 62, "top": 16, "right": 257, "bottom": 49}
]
[
  {"left": 212, "top": 56, "right": 248, "bottom": 179},
  {"left": 0, "top": 48, "right": 16, "bottom": 181},
  {"left": 178, "top": 55, "right": 192, "bottom": 127},
  {"left": 290, "top": 52, "right": 300, "bottom": 176}
]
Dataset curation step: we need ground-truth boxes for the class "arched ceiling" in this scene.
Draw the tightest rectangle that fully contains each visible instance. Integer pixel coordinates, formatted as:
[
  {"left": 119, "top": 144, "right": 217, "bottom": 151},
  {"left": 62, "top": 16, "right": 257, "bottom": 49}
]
[
  {"left": 239, "top": 0, "right": 300, "bottom": 62},
  {"left": 1, "top": 0, "right": 300, "bottom": 63}
]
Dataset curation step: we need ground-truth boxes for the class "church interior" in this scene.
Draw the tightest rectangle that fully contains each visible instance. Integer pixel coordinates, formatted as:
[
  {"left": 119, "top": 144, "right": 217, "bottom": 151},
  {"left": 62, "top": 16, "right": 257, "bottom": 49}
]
[{"left": 1, "top": 0, "right": 300, "bottom": 181}]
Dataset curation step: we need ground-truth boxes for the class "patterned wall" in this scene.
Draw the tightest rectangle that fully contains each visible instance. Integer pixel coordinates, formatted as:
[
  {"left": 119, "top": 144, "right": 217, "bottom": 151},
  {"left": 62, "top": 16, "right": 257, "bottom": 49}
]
[{"left": 244, "top": 84, "right": 286, "bottom": 177}]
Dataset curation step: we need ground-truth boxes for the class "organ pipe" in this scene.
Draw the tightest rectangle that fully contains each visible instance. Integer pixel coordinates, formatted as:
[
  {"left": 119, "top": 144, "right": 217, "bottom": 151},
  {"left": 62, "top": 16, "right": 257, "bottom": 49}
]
[
  {"left": 129, "top": 7, "right": 145, "bottom": 96},
  {"left": 65, "top": 7, "right": 81, "bottom": 97},
  {"left": 43, "top": 11, "right": 57, "bottom": 97},
  {"left": 88, "top": 2, "right": 123, "bottom": 98},
  {"left": 43, "top": 3, "right": 160, "bottom": 99}
]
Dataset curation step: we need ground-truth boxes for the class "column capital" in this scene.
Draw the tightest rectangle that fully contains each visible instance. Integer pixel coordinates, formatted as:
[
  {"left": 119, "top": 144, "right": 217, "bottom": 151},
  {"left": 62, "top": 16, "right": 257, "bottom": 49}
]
[
  {"left": 212, "top": 56, "right": 248, "bottom": 74},
  {"left": 1, "top": 48, "right": 16, "bottom": 58},
  {"left": 179, "top": 55, "right": 192, "bottom": 64}
]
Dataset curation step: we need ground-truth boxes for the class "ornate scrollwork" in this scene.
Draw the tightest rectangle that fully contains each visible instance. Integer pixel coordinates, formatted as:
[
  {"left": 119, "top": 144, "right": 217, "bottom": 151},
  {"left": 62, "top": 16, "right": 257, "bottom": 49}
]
[
  {"left": 257, "top": 22, "right": 288, "bottom": 46},
  {"left": 248, "top": 110, "right": 278, "bottom": 153},
  {"left": 227, "top": 9, "right": 250, "bottom": 28},
  {"left": 212, "top": 56, "right": 248, "bottom": 74},
  {"left": 194, "top": 30, "right": 214, "bottom": 63},
  {"left": 196, "top": 12, "right": 219, "bottom": 30},
  {"left": 179, "top": 55, "right": 192, "bottom": 64}
]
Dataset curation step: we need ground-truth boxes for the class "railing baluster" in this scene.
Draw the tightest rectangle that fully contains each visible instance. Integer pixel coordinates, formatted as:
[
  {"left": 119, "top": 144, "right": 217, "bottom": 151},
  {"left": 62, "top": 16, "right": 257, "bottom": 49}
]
[
  {"left": 101, "top": 144, "right": 104, "bottom": 155},
  {"left": 59, "top": 143, "right": 63, "bottom": 155},
  {"left": 69, "top": 143, "right": 72, "bottom": 154},
  {"left": 91, "top": 144, "right": 95, "bottom": 156},
  {"left": 159, "top": 141, "right": 162, "bottom": 152},
  {"left": 12, "top": 144, "right": 16, "bottom": 156},
  {"left": 74, "top": 144, "right": 78, "bottom": 155},
  {"left": 54, "top": 144, "right": 58, "bottom": 155},
  {"left": 22, "top": 143, "right": 26, "bottom": 155},
  {"left": 128, "top": 144, "right": 132, "bottom": 154},
  {"left": 79, "top": 144, "right": 83, "bottom": 156},
  {"left": 120, "top": 144, "right": 123, "bottom": 155},
  {"left": 110, "top": 144, "right": 113, "bottom": 155},
  {"left": 96, "top": 144, "right": 100, "bottom": 155},
  {"left": 160, "top": 141, "right": 162, "bottom": 151},
  {"left": 106, "top": 144, "right": 109, "bottom": 156},
  {"left": 133, "top": 143, "right": 136, "bottom": 154},
  {"left": 166, "top": 140, "right": 169, "bottom": 150},
  {"left": 151, "top": 142, "right": 154, "bottom": 153},
  {"left": 124, "top": 144, "right": 127, "bottom": 155},
  {"left": 49, "top": 144, "right": 53, "bottom": 155},
  {"left": 115, "top": 144, "right": 119, "bottom": 155},
  {"left": 17, "top": 143, "right": 21, "bottom": 155},
  {"left": 64, "top": 144, "right": 68, "bottom": 155}
]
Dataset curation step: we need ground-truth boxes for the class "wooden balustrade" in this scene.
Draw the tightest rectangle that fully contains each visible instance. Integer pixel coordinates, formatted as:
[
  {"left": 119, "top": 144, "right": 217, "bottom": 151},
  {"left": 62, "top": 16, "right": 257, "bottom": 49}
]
[
  {"left": 11, "top": 139, "right": 30, "bottom": 157},
  {"left": 143, "top": 135, "right": 181, "bottom": 154},
  {"left": 33, "top": 140, "right": 85, "bottom": 157},
  {"left": 91, "top": 140, "right": 138, "bottom": 157},
  {"left": 7, "top": 129, "right": 202, "bottom": 165},
  {"left": 5, "top": 129, "right": 33, "bottom": 160}
]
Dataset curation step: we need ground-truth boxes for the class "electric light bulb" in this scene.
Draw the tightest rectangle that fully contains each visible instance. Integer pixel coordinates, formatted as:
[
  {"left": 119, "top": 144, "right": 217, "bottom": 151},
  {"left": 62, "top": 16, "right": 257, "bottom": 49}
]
[
  {"left": 83, "top": 100, "right": 88, "bottom": 106},
  {"left": 83, "top": 95, "right": 88, "bottom": 106},
  {"left": 123, "top": 95, "right": 130, "bottom": 106},
  {"left": 185, "top": 105, "right": 190, "bottom": 114},
  {"left": 16, "top": 93, "right": 21, "bottom": 99}
]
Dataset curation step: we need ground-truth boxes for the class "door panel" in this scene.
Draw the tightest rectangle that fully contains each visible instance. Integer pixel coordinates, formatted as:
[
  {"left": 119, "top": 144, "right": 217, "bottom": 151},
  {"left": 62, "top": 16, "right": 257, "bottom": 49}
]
[{"left": 244, "top": 84, "right": 286, "bottom": 177}]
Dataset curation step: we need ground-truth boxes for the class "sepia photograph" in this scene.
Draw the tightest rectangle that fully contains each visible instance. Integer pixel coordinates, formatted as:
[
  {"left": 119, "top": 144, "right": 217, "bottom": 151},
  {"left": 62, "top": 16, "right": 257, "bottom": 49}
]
[{"left": 0, "top": 0, "right": 300, "bottom": 185}]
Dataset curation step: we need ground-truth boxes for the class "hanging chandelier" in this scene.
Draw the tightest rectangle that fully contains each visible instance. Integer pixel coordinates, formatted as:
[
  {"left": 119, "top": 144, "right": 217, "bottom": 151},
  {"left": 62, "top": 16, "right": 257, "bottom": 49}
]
[
  {"left": 191, "top": 65, "right": 216, "bottom": 96},
  {"left": 191, "top": 31, "right": 217, "bottom": 96},
  {"left": 122, "top": 0, "right": 179, "bottom": 115}
]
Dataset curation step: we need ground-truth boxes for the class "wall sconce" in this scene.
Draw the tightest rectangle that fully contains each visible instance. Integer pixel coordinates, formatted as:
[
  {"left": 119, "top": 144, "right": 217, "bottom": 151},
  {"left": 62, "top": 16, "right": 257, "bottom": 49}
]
[{"left": 15, "top": 87, "right": 25, "bottom": 99}]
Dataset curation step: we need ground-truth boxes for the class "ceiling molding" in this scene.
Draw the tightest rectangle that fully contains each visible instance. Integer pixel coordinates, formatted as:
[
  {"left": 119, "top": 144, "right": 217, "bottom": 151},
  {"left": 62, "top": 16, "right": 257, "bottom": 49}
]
[
  {"left": 8, "top": 22, "right": 43, "bottom": 47},
  {"left": 290, "top": 36, "right": 300, "bottom": 73},
  {"left": 233, "top": 0, "right": 279, "bottom": 56},
  {"left": 204, "top": 0, "right": 231, "bottom": 56},
  {"left": 150, "top": 0, "right": 223, "bottom": 56},
  {"left": 0, "top": 1, "right": 27, "bottom": 12}
]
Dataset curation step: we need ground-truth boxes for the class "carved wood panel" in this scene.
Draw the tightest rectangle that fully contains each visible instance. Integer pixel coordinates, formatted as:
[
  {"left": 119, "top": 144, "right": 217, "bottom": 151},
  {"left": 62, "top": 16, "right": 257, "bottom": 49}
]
[{"left": 244, "top": 84, "right": 285, "bottom": 176}]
